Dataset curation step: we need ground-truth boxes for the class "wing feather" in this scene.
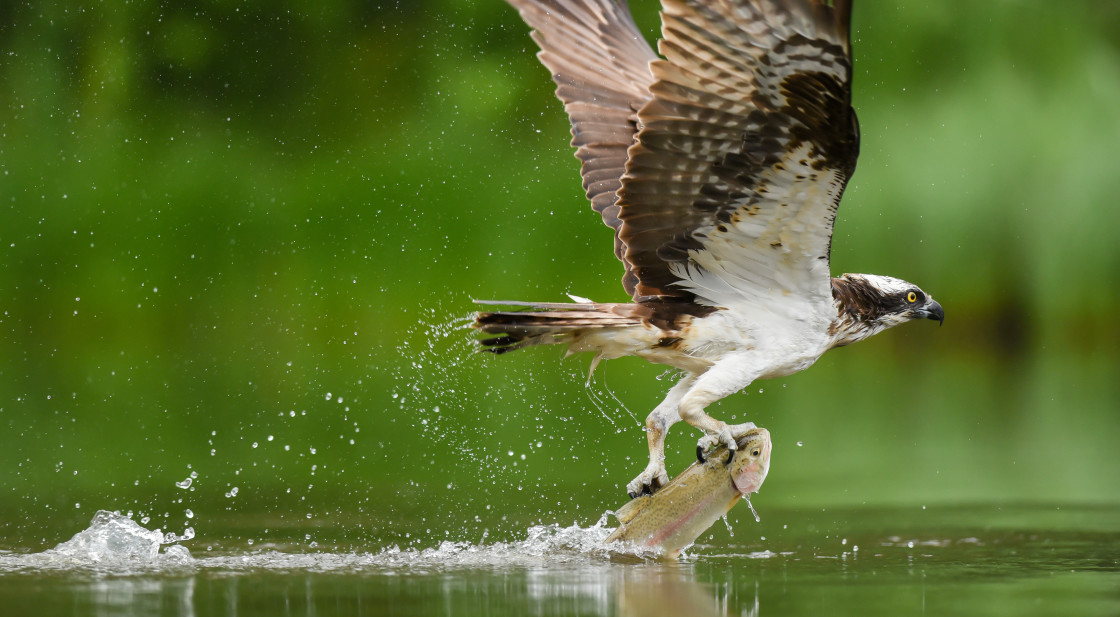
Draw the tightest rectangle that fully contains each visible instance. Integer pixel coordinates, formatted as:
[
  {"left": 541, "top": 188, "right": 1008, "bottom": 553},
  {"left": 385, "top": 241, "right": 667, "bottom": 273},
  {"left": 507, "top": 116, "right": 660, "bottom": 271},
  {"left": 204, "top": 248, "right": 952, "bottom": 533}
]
[
  {"left": 505, "top": 0, "right": 657, "bottom": 280},
  {"left": 616, "top": 0, "right": 858, "bottom": 305},
  {"left": 505, "top": 0, "right": 859, "bottom": 315}
]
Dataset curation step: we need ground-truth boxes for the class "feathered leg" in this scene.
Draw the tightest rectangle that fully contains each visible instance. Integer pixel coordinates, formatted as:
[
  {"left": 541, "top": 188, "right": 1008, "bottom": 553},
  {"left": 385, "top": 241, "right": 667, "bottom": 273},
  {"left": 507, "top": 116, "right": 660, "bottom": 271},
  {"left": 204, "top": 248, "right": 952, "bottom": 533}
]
[
  {"left": 625, "top": 375, "right": 695, "bottom": 498},
  {"left": 676, "top": 354, "right": 759, "bottom": 461}
]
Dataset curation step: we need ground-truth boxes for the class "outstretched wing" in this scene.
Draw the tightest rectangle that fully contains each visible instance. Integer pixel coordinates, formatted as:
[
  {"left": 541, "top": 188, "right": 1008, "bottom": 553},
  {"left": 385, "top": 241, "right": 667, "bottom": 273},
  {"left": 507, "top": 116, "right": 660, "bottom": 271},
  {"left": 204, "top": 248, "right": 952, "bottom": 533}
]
[
  {"left": 504, "top": 0, "right": 657, "bottom": 280},
  {"left": 617, "top": 0, "right": 858, "bottom": 307}
]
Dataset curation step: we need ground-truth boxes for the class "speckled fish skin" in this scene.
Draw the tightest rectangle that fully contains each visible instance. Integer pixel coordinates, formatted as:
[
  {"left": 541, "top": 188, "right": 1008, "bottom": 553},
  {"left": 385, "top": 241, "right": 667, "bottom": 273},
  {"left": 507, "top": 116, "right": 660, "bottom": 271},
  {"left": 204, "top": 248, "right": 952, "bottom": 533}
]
[{"left": 604, "top": 428, "right": 771, "bottom": 558}]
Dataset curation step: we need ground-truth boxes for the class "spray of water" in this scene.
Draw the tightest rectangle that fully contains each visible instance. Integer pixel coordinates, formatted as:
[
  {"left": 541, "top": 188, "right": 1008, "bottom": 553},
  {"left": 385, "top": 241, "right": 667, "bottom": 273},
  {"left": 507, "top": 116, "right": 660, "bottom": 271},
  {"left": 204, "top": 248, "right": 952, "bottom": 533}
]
[
  {"left": 0, "top": 509, "right": 671, "bottom": 575},
  {"left": 744, "top": 495, "right": 761, "bottom": 523}
]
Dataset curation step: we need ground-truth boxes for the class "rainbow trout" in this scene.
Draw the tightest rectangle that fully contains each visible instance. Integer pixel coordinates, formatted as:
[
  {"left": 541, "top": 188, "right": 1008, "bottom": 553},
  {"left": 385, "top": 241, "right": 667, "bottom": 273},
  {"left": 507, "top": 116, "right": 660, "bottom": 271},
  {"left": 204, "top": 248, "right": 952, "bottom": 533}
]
[{"left": 605, "top": 427, "right": 771, "bottom": 558}]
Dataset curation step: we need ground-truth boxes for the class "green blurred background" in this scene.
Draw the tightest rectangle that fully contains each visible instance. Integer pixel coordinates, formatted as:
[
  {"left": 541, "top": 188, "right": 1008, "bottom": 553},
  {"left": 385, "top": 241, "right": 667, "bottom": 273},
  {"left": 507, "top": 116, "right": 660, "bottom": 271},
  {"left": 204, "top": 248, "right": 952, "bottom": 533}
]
[{"left": 1, "top": 0, "right": 1118, "bottom": 550}]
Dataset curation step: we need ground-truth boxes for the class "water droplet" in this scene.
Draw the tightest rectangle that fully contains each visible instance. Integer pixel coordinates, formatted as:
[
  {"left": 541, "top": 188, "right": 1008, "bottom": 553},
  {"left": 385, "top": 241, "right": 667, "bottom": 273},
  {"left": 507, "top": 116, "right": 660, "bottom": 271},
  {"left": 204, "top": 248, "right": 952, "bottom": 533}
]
[{"left": 744, "top": 495, "right": 761, "bottom": 522}]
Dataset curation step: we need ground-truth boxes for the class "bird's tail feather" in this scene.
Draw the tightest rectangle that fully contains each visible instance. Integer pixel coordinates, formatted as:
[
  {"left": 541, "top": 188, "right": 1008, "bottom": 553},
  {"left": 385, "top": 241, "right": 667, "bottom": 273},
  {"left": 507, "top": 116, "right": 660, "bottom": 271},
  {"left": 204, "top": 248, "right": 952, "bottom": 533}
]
[{"left": 473, "top": 300, "right": 642, "bottom": 354}]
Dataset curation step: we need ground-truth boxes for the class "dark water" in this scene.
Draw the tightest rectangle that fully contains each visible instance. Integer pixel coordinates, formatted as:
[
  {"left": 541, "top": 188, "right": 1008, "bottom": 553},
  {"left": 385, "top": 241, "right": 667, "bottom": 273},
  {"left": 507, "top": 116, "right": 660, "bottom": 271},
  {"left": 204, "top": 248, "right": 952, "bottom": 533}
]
[{"left": 1, "top": 504, "right": 1116, "bottom": 617}]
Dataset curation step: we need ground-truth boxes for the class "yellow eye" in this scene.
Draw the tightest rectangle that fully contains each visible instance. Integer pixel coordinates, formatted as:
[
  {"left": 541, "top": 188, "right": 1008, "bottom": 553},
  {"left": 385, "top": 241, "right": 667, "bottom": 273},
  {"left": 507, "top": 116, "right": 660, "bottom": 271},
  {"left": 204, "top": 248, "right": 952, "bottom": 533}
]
[{"left": 907, "top": 291, "right": 917, "bottom": 303}]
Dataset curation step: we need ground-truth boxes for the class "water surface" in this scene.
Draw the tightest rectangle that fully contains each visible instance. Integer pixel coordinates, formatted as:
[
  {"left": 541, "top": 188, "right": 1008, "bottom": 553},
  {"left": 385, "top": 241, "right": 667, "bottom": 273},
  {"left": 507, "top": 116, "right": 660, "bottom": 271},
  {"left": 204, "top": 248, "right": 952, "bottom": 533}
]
[{"left": 1, "top": 503, "right": 1115, "bottom": 617}]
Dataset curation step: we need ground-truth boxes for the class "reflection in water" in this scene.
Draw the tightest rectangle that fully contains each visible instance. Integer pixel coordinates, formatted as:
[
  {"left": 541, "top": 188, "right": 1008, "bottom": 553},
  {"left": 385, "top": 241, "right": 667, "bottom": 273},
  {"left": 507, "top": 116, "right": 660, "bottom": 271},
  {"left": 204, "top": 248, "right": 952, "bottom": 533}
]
[
  {"left": 72, "top": 578, "right": 196, "bottom": 617},
  {"left": 615, "top": 565, "right": 754, "bottom": 617},
  {"left": 521, "top": 563, "right": 755, "bottom": 617},
  {"left": 40, "top": 562, "right": 757, "bottom": 617}
]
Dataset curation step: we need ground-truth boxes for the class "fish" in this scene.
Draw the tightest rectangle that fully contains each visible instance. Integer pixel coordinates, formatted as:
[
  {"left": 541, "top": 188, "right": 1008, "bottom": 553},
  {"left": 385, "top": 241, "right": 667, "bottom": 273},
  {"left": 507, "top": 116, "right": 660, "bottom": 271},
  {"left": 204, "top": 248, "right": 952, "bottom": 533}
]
[{"left": 604, "top": 427, "right": 771, "bottom": 558}]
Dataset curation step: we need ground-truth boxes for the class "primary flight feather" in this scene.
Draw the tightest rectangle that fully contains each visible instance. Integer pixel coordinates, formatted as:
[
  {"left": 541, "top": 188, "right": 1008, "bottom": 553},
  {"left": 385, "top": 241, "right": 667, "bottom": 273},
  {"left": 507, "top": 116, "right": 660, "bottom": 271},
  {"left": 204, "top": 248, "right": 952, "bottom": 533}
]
[{"left": 475, "top": 0, "right": 944, "bottom": 498}]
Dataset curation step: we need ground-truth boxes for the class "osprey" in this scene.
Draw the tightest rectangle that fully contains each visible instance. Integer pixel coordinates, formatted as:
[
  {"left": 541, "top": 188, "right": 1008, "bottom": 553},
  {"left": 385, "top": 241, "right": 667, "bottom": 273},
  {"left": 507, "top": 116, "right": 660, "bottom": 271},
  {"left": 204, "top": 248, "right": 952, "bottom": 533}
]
[{"left": 475, "top": 0, "right": 944, "bottom": 498}]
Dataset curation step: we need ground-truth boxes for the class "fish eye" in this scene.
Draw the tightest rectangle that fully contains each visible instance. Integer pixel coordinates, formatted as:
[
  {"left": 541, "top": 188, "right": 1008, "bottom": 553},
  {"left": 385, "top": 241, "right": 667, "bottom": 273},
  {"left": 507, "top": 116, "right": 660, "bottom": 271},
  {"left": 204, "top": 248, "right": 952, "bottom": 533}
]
[
  {"left": 751, "top": 449, "right": 760, "bottom": 456},
  {"left": 906, "top": 291, "right": 918, "bottom": 303}
]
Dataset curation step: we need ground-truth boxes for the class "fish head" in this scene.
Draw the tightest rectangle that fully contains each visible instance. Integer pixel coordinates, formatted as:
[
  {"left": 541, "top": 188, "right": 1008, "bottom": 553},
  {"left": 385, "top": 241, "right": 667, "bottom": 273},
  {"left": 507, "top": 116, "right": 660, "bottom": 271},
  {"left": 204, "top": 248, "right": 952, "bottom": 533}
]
[{"left": 729, "top": 428, "right": 771, "bottom": 495}]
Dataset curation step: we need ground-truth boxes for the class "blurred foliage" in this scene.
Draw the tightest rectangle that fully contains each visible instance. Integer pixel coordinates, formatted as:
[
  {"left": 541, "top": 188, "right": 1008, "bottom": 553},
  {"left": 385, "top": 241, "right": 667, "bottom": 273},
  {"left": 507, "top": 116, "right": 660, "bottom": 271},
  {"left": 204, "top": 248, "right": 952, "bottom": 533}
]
[{"left": 1, "top": 0, "right": 1118, "bottom": 548}]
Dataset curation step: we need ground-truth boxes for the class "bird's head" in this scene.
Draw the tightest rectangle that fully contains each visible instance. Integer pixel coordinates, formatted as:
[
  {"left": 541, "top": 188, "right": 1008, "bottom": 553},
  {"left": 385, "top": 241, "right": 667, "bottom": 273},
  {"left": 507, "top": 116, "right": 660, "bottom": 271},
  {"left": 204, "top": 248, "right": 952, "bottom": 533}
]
[{"left": 830, "top": 273, "right": 943, "bottom": 346}]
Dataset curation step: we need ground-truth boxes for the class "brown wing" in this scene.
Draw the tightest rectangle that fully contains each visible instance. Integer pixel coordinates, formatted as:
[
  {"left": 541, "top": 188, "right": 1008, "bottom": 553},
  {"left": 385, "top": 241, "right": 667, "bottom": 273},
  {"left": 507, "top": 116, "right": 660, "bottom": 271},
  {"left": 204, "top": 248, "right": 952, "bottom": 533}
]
[
  {"left": 505, "top": 0, "right": 657, "bottom": 273},
  {"left": 616, "top": 0, "right": 858, "bottom": 304}
]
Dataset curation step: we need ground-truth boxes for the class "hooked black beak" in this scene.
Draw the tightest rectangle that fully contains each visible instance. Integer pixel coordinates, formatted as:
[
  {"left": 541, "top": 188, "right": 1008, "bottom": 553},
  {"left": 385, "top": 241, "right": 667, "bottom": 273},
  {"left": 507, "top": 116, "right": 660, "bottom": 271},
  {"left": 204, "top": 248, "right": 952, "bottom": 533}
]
[{"left": 921, "top": 300, "right": 945, "bottom": 326}]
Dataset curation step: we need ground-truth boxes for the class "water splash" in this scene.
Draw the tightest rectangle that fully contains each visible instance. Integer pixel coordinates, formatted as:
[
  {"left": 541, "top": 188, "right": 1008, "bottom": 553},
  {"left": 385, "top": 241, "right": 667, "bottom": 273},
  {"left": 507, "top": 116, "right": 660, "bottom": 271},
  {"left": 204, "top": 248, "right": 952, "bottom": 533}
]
[
  {"left": 593, "top": 365, "right": 640, "bottom": 426},
  {"left": 0, "top": 512, "right": 666, "bottom": 575},
  {"left": 744, "top": 495, "right": 761, "bottom": 523},
  {"left": 582, "top": 376, "right": 620, "bottom": 428},
  {"left": 49, "top": 511, "right": 168, "bottom": 562},
  {"left": 175, "top": 470, "right": 198, "bottom": 489},
  {"left": 2, "top": 510, "right": 196, "bottom": 572},
  {"left": 367, "top": 523, "right": 641, "bottom": 570}
]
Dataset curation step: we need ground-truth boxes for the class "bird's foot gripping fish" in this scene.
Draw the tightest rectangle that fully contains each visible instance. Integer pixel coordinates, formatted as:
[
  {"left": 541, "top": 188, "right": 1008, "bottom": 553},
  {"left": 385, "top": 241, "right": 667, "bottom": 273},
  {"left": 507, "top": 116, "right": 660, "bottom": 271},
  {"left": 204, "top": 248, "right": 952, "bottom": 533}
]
[{"left": 604, "top": 427, "right": 772, "bottom": 559}]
